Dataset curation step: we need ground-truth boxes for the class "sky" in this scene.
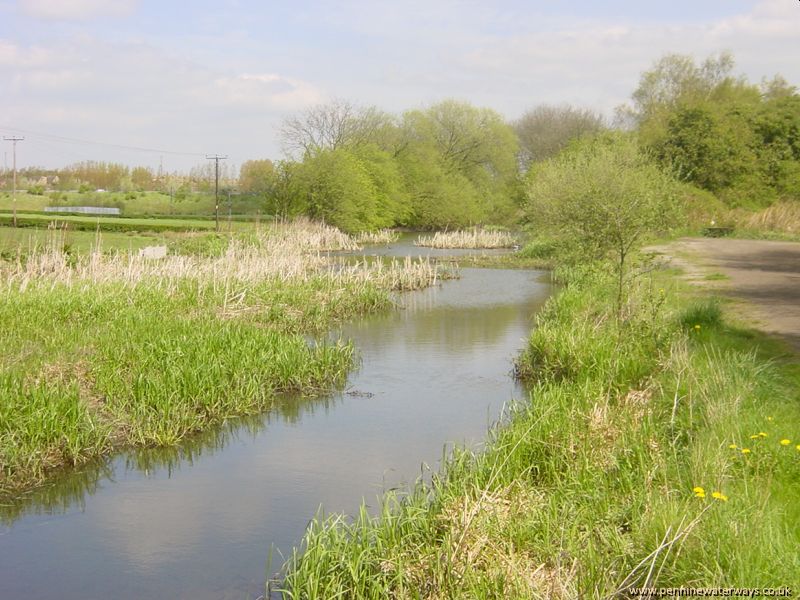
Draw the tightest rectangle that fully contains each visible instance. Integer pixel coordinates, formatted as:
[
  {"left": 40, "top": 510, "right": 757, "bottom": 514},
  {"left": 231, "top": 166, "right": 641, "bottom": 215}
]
[{"left": 0, "top": 0, "right": 798, "bottom": 173}]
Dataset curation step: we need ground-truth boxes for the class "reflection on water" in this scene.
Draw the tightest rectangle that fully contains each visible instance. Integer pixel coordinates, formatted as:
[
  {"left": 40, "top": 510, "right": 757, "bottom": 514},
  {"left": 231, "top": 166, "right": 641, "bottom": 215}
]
[
  {"left": 0, "top": 246, "right": 551, "bottom": 600},
  {"left": 1, "top": 393, "right": 342, "bottom": 527}
]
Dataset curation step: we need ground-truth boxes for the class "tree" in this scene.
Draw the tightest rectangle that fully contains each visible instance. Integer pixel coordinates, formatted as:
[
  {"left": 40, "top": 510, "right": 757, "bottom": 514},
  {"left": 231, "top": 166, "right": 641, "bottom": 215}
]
[
  {"left": 280, "top": 99, "right": 395, "bottom": 157},
  {"left": 399, "top": 100, "right": 519, "bottom": 227},
  {"left": 265, "top": 161, "right": 305, "bottom": 219},
  {"left": 515, "top": 104, "right": 604, "bottom": 166},
  {"left": 656, "top": 105, "right": 758, "bottom": 193},
  {"left": 292, "top": 148, "right": 391, "bottom": 233},
  {"left": 131, "top": 166, "right": 153, "bottom": 190},
  {"left": 239, "top": 159, "right": 275, "bottom": 195},
  {"left": 526, "top": 134, "right": 681, "bottom": 316}
]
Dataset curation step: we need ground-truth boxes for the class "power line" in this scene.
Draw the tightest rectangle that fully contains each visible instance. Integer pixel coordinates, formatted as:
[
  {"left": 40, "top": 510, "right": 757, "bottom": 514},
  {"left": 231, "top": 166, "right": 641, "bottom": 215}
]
[
  {"left": 206, "top": 154, "right": 228, "bottom": 232},
  {"left": 3, "top": 136, "right": 24, "bottom": 227},
  {"left": 0, "top": 125, "right": 206, "bottom": 158}
]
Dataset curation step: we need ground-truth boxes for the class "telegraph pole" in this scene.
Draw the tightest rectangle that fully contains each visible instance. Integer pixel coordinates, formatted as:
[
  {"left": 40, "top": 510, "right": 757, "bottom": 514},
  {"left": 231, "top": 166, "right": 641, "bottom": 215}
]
[
  {"left": 206, "top": 154, "right": 227, "bottom": 232},
  {"left": 3, "top": 136, "right": 24, "bottom": 227}
]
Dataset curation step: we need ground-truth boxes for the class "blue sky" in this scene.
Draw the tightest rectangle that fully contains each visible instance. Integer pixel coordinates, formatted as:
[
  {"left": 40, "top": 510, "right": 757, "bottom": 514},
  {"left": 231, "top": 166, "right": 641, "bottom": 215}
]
[{"left": 0, "top": 0, "right": 798, "bottom": 172}]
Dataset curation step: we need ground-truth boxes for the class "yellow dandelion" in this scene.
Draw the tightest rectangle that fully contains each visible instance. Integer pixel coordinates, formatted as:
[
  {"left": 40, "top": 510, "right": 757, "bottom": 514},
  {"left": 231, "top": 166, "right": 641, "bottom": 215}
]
[
  {"left": 758, "top": 432, "right": 768, "bottom": 438},
  {"left": 741, "top": 448, "right": 751, "bottom": 454},
  {"left": 780, "top": 439, "right": 791, "bottom": 446},
  {"left": 692, "top": 486, "right": 705, "bottom": 494},
  {"left": 728, "top": 444, "right": 737, "bottom": 449},
  {"left": 750, "top": 434, "right": 760, "bottom": 440},
  {"left": 694, "top": 324, "right": 701, "bottom": 330},
  {"left": 796, "top": 444, "right": 800, "bottom": 451},
  {"left": 711, "top": 491, "right": 728, "bottom": 502},
  {"left": 695, "top": 491, "right": 706, "bottom": 498}
]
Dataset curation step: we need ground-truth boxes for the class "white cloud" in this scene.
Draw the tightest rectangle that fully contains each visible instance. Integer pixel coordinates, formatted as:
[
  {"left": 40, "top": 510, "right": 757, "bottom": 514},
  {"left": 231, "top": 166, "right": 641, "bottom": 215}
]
[
  {"left": 0, "top": 39, "right": 53, "bottom": 68},
  {"left": 212, "top": 73, "right": 323, "bottom": 110},
  {"left": 19, "top": 0, "right": 138, "bottom": 21},
  {"left": 0, "top": 35, "right": 325, "bottom": 168}
]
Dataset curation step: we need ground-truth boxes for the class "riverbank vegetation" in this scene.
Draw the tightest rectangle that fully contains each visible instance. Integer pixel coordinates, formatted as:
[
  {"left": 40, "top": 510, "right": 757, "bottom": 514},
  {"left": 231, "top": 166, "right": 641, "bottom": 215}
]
[
  {"left": 0, "top": 220, "right": 452, "bottom": 494},
  {"left": 415, "top": 229, "right": 517, "bottom": 249},
  {"left": 281, "top": 259, "right": 800, "bottom": 597},
  {"left": 277, "top": 52, "right": 800, "bottom": 597}
]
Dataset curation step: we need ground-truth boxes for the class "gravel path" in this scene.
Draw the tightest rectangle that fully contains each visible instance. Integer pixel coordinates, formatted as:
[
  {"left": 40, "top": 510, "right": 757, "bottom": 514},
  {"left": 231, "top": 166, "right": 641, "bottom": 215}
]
[{"left": 652, "top": 237, "right": 800, "bottom": 352}]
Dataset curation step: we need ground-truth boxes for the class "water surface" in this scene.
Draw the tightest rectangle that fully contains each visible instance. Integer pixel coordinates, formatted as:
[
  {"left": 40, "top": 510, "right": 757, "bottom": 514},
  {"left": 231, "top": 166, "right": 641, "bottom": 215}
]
[{"left": 0, "top": 243, "right": 550, "bottom": 600}]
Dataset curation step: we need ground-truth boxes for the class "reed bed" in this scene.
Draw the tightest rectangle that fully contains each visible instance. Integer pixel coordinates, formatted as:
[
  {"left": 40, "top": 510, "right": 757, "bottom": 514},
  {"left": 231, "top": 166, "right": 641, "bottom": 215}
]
[
  {"left": 266, "top": 217, "right": 362, "bottom": 251},
  {"left": 415, "top": 229, "right": 517, "bottom": 249},
  {"left": 342, "top": 256, "right": 458, "bottom": 291},
  {"left": 354, "top": 229, "right": 400, "bottom": 245}
]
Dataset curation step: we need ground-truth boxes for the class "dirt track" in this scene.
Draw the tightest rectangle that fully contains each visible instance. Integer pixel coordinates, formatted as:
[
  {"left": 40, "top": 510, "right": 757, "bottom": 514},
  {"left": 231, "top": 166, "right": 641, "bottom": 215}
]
[{"left": 654, "top": 238, "right": 800, "bottom": 352}]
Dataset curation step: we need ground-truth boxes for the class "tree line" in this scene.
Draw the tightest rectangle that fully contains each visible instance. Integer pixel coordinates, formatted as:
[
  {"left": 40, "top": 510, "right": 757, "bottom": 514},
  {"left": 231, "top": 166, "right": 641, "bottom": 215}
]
[
  {"left": 5, "top": 52, "right": 797, "bottom": 232},
  {"left": 238, "top": 52, "right": 797, "bottom": 232}
]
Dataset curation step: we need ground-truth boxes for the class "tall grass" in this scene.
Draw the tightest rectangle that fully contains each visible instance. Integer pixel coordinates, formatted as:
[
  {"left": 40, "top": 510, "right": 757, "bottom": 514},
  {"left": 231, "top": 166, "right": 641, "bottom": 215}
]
[
  {"left": 736, "top": 200, "right": 800, "bottom": 235},
  {"left": 0, "top": 376, "right": 111, "bottom": 488},
  {"left": 0, "top": 219, "right": 450, "bottom": 494},
  {"left": 280, "top": 263, "right": 800, "bottom": 597},
  {"left": 415, "top": 229, "right": 517, "bottom": 249},
  {"left": 355, "top": 229, "right": 400, "bottom": 245}
]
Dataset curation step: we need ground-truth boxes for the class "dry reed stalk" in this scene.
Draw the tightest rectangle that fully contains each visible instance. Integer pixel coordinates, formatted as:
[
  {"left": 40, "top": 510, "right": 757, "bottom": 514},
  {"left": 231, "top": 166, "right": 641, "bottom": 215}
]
[
  {"left": 0, "top": 221, "right": 452, "bottom": 294},
  {"left": 739, "top": 201, "right": 800, "bottom": 233},
  {"left": 354, "top": 229, "right": 400, "bottom": 245},
  {"left": 415, "top": 229, "right": 516, "bottom": 249}
]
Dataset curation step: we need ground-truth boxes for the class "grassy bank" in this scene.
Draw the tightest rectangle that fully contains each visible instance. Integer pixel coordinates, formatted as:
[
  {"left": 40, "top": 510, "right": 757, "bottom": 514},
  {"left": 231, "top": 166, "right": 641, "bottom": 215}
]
[
  {"left": 0, "top": 221, "right": 450, "bottom": 495},
  {"left": 280, "top": 261, "right": 800, "bottom": 597}
]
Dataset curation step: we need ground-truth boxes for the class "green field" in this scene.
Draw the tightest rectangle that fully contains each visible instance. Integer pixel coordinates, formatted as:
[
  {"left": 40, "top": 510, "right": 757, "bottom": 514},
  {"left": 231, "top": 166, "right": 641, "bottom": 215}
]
[
  {"left": 0, "top": 212, "right": 256, "bottom": 233},
  {"left": 0, "top": 225, "right": 171, "bottom": 254},
  {"left": 0, "top": 190, "right": 267, "bottom": 218}
]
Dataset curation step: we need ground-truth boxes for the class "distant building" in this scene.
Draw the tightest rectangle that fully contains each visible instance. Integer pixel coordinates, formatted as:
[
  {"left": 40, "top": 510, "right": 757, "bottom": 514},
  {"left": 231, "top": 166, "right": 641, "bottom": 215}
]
[{"left": 44, "top": 206, "right": 121, "bottom": 215}]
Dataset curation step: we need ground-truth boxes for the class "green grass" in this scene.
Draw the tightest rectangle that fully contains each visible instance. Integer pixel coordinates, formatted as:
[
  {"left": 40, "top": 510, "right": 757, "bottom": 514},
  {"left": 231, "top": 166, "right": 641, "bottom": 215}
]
[
  {"left": 0, "top": 274, "right": 390, "bottom": 495},
  {"left": 703, "top": 272, "right": 730, "bottom": 281},
  {"left": 0, "top": 225, "right": 170, "bottom": 255},
  {"left": 0, "top": 190, "right": 268, "bottom": 218},
  {"left": 279, "top": 260, "right": 800, "bottom": 597},
  {"left": 0, "top": 212, "right": 240, "bottom": 233}
]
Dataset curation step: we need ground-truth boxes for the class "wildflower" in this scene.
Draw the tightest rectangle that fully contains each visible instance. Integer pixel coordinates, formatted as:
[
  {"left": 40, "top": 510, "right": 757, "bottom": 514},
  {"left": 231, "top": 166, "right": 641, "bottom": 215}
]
[
  {"left": 711, "top": 491, "right": 728, "bottom": 502},
  {"left": 694, "top": 324, "right": 701, "bottom": 330},
  {"left": 758, "top": 432, "right": 767, "bottom": 438},
  {"left": 780, "top": 439, "right": 791, "bottom": 446},
  {"left": 767, "top": 416, "right": 774, "bottom": 422},
  {"left": 728, "top": 444, "right": 737, "bottom": 449},
  {"left": 692, "top": 486, "right": 705, "bottom": 494},
  {"left": 695, "top": 491, "right": 706, "bottom": 499},
  {"left": 796, "top": 445, "right": 800, "bottom": 452},
  {"left": 750, "top": 434, "right": 760, "bottom": 440},
  {"left": 741, "top": 448, "right": 751, "bottom": 454}
]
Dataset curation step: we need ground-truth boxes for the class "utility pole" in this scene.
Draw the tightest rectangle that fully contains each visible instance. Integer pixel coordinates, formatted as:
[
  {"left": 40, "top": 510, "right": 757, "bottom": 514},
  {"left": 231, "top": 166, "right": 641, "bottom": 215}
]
[
  {"left": 206, "top": 154, "right": 227, "bottom": 232},
  {"left": 3, "top": 136, "right": 24, "bottom": 228}
]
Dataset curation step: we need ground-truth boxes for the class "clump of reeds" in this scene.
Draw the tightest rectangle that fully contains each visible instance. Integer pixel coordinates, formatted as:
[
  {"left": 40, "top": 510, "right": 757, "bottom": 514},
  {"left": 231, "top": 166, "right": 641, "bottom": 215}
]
[
  {"left": 266, "top": 217, "right": 362, "bottom": 251},
  {"left": 354, "top": 229, "right": 400, "bottom": 245},
  {"left": 415, "top": 229, "right": 516, "bottom": 249},
  {"left": 343, "top": 256, "right": 458, "bottom": 291},
  {"left": 738, "top": 201, "right": 800, "bottom": 234}
]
